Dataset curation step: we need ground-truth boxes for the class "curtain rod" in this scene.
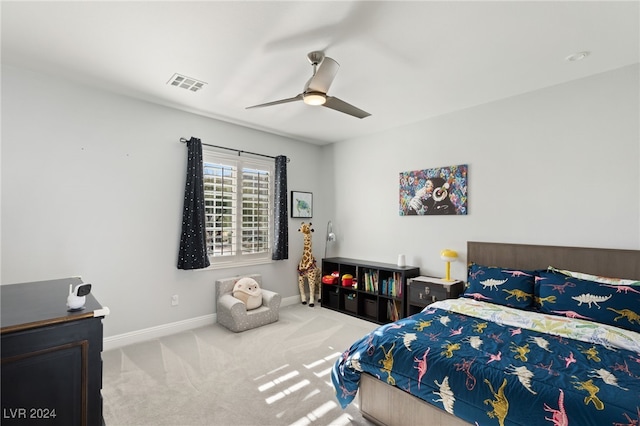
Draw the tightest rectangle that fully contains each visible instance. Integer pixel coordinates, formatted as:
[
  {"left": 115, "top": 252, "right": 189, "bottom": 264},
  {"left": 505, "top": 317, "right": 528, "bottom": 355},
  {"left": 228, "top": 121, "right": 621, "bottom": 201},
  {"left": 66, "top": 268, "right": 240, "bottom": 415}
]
[{"left": 180, "top": 137, "right": 289, "bottom": 162}]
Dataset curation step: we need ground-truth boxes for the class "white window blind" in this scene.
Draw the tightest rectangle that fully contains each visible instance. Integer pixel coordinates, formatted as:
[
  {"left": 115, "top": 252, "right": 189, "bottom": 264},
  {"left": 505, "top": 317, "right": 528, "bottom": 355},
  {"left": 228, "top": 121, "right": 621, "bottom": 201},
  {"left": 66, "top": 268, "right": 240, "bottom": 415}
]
[
  {"left": 203, "top": 162, "right": 237, "bottom": 257},
  {"left": 241, "top": 168, "right": 270, "bottom": 254},
  {"left": 203, "top": 151, "right": 273, "bottom": 266}
]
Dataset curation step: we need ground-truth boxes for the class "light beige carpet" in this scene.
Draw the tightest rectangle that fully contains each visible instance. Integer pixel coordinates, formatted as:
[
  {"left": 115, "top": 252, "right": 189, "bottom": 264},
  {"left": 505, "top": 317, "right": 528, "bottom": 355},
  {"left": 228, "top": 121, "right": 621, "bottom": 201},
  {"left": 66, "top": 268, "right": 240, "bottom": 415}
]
[{"left": 102, "top": 304, "right": 379, "bottom": 426}]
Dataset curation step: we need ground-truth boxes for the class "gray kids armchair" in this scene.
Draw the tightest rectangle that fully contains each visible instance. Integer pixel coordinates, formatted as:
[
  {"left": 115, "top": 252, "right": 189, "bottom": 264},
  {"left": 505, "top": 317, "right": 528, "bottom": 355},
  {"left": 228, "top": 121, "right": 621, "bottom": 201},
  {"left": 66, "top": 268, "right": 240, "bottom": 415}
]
[{"left": 215, "top": 274, "right": 281, "bottom": 332}]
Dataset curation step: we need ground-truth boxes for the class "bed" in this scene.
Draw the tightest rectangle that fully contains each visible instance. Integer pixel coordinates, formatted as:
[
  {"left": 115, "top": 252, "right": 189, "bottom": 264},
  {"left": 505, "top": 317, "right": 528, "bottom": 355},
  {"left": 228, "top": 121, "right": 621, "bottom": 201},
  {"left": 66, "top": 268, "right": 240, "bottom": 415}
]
[{"left": 332, "top": 241, "right": 640, "bottom": 426}]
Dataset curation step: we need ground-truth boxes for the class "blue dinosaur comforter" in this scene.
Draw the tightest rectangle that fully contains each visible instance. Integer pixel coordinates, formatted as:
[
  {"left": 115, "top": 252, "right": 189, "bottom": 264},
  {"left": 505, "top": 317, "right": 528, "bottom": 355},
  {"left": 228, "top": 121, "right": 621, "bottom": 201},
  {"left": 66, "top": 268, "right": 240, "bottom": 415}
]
[{"left": 332, "top": 299, "right": 640, "bottom": 426}]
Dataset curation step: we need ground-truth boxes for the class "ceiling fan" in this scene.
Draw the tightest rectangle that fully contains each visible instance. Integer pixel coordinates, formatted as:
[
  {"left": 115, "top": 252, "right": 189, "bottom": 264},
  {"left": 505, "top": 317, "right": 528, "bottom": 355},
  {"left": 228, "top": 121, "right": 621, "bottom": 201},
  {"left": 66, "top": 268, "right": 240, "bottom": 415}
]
[{"left": 246, "top": 51, "right": 371, "bottom": 119}]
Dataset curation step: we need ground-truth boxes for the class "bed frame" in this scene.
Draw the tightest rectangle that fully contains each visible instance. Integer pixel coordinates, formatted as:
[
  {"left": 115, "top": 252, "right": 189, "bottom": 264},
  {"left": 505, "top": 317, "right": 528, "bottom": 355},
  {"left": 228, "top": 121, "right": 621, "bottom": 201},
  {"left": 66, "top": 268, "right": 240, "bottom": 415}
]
[{"left": 358, "top": 241, "right": 640, "bottom": 426}]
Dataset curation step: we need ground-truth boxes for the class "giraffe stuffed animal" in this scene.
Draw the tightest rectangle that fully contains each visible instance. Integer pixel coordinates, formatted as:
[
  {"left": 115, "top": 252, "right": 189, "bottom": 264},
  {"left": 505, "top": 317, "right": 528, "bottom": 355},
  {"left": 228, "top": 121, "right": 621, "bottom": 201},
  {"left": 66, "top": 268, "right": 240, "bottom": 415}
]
[{"left": 297, "top": 222, "right": 320, "bottom": 307}]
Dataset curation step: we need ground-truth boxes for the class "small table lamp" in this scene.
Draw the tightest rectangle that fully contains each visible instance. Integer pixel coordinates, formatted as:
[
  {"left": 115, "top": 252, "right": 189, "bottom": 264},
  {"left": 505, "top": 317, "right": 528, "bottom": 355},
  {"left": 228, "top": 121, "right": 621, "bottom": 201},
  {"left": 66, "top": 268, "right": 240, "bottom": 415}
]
[{"left": 440, "top": 249, "right": 458, "bottom": 281}]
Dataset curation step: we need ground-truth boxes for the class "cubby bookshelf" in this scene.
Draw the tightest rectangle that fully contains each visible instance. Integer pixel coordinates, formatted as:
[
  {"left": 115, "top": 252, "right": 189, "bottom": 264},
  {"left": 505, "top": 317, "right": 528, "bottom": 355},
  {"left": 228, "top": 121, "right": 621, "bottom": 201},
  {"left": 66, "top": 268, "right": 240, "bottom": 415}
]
[{"left": 320, "top": 257, "right": 420, "bottom": 324}]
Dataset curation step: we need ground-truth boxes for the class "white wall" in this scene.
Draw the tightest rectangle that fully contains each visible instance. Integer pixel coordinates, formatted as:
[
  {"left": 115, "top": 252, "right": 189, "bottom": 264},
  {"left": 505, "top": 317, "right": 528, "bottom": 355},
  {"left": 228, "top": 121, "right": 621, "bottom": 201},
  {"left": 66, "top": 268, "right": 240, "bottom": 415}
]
[
  {"left": 3, "top": 63, "right": 638, "bottom": 342},
  {"left": 330, "top": 64, "right": 640, "bottom": 281},
  {"left": 1, "top": 65, "right": 333, "bottom": 338}
]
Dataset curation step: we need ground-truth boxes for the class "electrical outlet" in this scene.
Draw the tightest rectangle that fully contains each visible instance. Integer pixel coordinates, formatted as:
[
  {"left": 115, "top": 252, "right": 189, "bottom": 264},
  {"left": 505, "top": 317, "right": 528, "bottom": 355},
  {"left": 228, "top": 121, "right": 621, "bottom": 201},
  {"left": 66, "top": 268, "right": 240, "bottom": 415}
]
[{"left": 171, "top": 294, "right": 179, "bottom": 306}]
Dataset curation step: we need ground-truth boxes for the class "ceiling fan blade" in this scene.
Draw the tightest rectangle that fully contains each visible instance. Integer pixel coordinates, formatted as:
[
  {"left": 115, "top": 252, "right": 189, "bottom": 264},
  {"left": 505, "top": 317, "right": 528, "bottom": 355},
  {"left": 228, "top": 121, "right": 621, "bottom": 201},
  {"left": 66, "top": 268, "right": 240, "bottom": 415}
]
[
  {"left": 323, "top": 96, "right": 371, "bottom": 119},
  {"left": 307, "top": 57, "right": 339, "bottom": 93},
  {"left": 246, "top": 94, "right": 303, "bottom": 109}
]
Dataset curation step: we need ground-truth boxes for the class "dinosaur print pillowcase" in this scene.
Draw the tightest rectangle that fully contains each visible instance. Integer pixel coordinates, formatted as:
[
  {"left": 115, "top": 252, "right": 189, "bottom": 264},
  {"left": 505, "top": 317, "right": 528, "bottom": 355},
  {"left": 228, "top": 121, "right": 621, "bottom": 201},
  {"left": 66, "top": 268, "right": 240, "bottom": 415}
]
[
  {"left": 536, "top": 271, "right": 640, "bottom": 333},
  {"left": 463, "top": 263, "right": 536, "bottom": 309}
]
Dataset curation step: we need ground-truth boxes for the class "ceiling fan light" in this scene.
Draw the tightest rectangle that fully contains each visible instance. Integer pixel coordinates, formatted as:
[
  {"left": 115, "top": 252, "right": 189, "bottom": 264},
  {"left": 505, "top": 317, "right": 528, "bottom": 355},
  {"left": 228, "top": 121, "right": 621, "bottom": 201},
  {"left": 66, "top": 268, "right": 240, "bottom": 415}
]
[{"left": 303, "top": 92, "right": 326, "bottom": 106}]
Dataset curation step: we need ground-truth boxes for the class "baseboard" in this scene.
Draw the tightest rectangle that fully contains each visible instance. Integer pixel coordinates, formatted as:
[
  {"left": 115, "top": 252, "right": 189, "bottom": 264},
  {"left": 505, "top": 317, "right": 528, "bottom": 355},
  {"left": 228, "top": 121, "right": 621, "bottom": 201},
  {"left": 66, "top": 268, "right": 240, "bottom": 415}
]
[
  {"left": 103, "top": 295, "right": 304, "bottom": 351},
  {"left": 281, "top": 294, "right": 305, "bottom": 307},
  {"left": 103, "top": 314, "right": 216, "bottom": 351}
]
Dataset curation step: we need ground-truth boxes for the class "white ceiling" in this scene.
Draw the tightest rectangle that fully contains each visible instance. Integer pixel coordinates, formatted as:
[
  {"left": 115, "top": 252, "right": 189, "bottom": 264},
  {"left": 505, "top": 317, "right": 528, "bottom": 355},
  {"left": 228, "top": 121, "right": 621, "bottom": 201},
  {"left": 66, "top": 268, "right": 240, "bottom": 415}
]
[{"left": 2, "top": 1, "right": 638, "bottom": 145}]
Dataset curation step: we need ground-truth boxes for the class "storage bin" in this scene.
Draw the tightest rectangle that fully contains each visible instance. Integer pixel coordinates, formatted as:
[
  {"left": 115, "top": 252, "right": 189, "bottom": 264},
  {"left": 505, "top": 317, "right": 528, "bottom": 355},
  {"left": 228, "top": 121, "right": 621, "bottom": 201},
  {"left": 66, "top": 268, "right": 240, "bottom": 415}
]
[
  {"left": 327, "top": 290, "right": 340, "bottom": 309},
  {"left": 364, "top": 299, "right": 377, "bottom": 318},
  {"left": 344, "top": 293, "right": 357, "bottom": 313}
]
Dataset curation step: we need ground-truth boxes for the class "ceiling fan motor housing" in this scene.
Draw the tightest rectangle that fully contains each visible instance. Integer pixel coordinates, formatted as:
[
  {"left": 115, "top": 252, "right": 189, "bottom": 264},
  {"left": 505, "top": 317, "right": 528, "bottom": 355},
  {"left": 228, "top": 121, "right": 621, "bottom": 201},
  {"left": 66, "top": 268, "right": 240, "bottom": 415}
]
[{"left": 307, "top": 51, "right": 325, "bottom": 66}]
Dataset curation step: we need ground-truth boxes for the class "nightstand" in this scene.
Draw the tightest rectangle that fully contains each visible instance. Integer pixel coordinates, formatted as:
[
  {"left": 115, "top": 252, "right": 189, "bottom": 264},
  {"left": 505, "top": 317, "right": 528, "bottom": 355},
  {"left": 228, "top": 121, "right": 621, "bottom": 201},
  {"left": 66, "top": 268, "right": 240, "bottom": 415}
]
[{"left": 407, "top": 276, "right": 464, "bottom": 316}]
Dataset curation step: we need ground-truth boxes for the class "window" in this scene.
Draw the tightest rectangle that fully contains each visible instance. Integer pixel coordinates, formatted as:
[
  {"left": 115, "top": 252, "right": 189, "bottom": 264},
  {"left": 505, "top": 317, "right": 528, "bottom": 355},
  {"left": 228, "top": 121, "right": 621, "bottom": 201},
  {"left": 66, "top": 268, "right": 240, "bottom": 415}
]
[{"left": 202, "top": 151, "right": 273, "bottom": 267}]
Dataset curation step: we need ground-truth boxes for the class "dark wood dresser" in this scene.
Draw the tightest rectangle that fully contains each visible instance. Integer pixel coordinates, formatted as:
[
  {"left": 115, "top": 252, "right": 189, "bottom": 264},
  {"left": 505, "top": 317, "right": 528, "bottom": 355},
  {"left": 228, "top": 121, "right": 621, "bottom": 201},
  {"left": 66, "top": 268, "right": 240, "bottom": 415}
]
[{"left": 1, "top": 277, "right": 108, "bottom": 426}]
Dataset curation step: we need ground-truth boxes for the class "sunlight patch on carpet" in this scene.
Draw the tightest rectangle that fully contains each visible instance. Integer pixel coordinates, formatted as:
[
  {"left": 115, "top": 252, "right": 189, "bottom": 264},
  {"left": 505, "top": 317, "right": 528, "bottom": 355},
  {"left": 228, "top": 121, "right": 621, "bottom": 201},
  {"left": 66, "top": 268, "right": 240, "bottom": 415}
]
[
  {"left": 303, "top": 351, "right": 340, "bottom": 369},
  {"left": 314, "top": 367, "right": 332, "bottom": 378},
  {"left": 265, "top": 379, "right": 311, "bottom": 404},
  {"left": 289, "top": 400, "right": 340, "bottom": 426},
  {"left": 302, "top": 388, "right": 322, "bottom": 402},
  {"left": 258, "top": 370, "right": 300, "bottom": 392}
]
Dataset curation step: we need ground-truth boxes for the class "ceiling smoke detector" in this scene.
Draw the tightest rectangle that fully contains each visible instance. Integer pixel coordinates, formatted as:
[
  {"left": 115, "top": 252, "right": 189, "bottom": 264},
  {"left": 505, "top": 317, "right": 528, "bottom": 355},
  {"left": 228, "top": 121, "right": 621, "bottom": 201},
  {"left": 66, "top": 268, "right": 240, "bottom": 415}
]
[
  {"left": 167, "top": 73, "right": 207, "bottom": 92},
  {"left": 565, "top": 51, "right": 590, "bottom": 62}
]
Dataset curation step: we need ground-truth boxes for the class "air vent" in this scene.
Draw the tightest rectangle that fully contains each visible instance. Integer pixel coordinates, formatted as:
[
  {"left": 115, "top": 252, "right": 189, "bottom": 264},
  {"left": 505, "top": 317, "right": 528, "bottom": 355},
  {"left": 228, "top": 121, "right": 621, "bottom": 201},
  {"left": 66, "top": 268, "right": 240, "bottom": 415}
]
[{"left": 167, "top": 73, "right": 207, "bottom": 92}]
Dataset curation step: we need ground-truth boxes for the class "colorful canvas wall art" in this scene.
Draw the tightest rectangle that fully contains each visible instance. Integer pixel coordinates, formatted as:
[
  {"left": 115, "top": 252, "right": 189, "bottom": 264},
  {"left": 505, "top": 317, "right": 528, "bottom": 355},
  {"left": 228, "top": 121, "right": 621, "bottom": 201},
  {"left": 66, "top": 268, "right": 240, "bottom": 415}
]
[{"left": 399, "top": 164, "right": 468, "bottom": 216}]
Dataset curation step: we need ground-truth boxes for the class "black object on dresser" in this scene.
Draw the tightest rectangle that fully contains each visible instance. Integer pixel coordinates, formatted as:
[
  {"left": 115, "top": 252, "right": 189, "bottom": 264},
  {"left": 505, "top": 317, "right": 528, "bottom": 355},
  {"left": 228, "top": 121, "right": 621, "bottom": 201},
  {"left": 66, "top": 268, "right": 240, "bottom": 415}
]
[
  {"left": 407, "top": 276, "right": 464, "bottom": 316},
  {"left": 321, "top": 257, "right": 420, "bottom": 323},
  {"left": 1, "top": 277, "right": 108, "bottom": 426}
]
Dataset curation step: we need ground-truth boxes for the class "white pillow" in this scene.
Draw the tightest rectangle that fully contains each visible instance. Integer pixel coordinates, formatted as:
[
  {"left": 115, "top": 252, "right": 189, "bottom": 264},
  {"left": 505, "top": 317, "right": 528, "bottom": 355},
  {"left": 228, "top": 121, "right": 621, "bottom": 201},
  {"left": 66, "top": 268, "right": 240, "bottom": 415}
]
[
  {"left": 548, "top": 266, "right": 639, "bottom": 286},
  {"left": 232, "top": 277, "right": 263, "bottom": 310}
]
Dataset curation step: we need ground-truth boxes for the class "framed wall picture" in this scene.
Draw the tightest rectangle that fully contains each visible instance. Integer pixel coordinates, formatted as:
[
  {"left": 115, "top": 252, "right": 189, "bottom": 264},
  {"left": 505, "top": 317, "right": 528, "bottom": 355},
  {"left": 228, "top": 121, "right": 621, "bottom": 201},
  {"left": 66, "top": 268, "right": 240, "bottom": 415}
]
[
  {"left": 291, "top": 191, "right": 313, "bottom": 218},
  {"left": 399, "top": 164, "right": 468, "bottom": 216}
]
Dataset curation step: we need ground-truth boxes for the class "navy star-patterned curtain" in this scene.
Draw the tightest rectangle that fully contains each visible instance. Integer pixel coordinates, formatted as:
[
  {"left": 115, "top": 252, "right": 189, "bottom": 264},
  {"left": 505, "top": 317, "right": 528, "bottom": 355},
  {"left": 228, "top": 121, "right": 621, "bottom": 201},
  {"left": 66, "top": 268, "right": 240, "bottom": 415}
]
[
  {"left": 177, "top": 137, "right": 210, "bottom": 270},
  {"left": 272, "top": 155, "right": 288, "bottom": 260}
]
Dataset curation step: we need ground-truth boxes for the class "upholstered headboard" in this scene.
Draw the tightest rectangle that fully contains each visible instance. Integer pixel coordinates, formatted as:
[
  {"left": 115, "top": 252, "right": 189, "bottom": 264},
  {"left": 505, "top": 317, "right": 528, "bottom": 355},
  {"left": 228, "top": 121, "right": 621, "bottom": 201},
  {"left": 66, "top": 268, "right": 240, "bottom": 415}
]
[{"left": 467, "top": 241, "right": 640, "bottom": 280}]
